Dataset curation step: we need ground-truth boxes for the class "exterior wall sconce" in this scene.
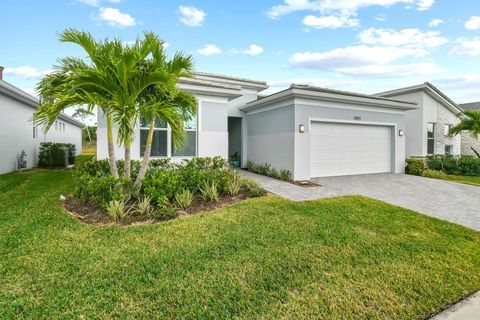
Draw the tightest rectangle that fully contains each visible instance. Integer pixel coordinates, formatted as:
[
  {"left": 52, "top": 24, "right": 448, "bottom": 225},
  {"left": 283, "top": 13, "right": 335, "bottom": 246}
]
[
  {"left": 299, "top": 124, "right": 305, "bottom": 133},
  {"left": 399, "top": 129, "right": 404, "bottom": 136}
]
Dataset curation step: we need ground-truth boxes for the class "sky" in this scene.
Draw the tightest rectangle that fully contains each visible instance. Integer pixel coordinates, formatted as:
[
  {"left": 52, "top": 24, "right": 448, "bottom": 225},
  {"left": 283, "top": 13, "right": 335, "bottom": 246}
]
[{"left": 1, "top": 0, "right": 480, "bottom": 123}]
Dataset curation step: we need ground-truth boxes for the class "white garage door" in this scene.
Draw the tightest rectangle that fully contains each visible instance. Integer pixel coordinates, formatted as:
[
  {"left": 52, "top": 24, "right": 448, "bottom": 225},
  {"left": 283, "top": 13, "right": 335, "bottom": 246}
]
[{"left": 310, "top": 122, "right": 392, "bottom": 177}]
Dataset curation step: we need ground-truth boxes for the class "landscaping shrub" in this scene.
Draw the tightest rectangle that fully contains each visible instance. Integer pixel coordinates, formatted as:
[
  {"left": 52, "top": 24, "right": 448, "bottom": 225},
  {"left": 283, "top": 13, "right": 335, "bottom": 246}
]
[
  {"left": 457, "top": 156, "right": 480, "bottom": 176},
  {"left": 225, "top": 173, "right": 242, "bottom": 196},
  {"left": 246, "top": 161, "right": 292, "bottom": 181},
  {"left": 136, "top": 196, "right": 153, "bottom": 215},
  {"left": 175, "top": 189, "right": 194, "bottom": 209},
  {"left": 425, "top": 155, "right": 444, "bottom": 171},
  {"left": 405, "top": 158, "right": 424, "bottom": 176},
  {"left": 38, "top": 142, "right": 76, "bottom": 167},
  {"left": 442, "top": 155, "right": 461, "bottom": 175},
  {"left": 200, "top": 182, "right": 219, "bottom": 202},
  {"left": 106, "top": 200, "right": 133, "bottom": 221},
  {"left": 74, "top": 154, "right": 95, "bottom": 168},
  {"left": 423, "top": 154, "right": 480, "bottom": 177},
  {"left": 422, "top": 169, "right": 447, "bottom": 179}
]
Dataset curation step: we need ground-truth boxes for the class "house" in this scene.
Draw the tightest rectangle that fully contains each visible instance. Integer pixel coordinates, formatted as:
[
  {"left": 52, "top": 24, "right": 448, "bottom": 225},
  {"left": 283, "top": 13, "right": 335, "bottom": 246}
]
[
  {"left": 376, "top": 82, "right": 463, "bottom": 158},
  {"left": 0, "top": 67, "right": 84, "bottom": 174},
  {"left": 97, "top": 73, "right": 417, "bottom": 181},
  {"left": 459, "top": 102, "right": 480, "bottom": 156}
]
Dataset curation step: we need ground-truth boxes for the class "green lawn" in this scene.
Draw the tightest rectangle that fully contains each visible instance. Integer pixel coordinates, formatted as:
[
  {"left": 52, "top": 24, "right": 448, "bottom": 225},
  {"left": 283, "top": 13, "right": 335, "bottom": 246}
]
[
  {"left": 1, "top": 170, "right": 479, "bottom": 319},
  {"left": 441, "top": 174, "right": 480, "bottom": 187}
]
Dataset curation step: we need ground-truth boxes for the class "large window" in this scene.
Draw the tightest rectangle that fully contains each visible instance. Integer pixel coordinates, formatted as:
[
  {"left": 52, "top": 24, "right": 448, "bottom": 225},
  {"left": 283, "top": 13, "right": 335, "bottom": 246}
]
[
  {"left": 427, "top": 122, "right": 435, "bottom": 154},
  {"left": 140, "top": 116, "right": 197, "bottom": 157}
]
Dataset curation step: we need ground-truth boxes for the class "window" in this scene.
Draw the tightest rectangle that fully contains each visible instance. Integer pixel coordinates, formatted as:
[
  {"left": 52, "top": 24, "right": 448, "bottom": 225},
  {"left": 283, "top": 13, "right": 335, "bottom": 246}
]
[
  {"left": 140, "top": 116, "right": 197, "bottom": 158},
  {"left": 445, "top": 145, "right": 453, "bottom": 155},
  {"left": 33, "top": 119, "right": 37, "bottom": 139},
  {"left": 427, "top": 122, "right": 435, "bottom": 154},
  {"left": 63, "top": 123, "right": 65, "bottom": 132},
  {"left": 444, "top": 124, "right": 452, "bottom": 136}
]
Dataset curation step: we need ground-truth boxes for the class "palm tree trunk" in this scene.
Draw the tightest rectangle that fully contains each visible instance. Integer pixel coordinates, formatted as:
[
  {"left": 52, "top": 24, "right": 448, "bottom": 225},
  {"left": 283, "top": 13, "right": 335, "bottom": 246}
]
[
  {"left": 133, "top": 117, "right": 155, "bottom": 190},
  {"left": 86, "top": 126, "right": 92, "bottom": 143},
  {"left": 124, "top": 139, "right": 131, "bottom": 180},
  {"left": 471, "top": 146, "right": 480, "bottom": 158},
  {"left": 106, "top": 115, "right": 119, "bottom": 179}
]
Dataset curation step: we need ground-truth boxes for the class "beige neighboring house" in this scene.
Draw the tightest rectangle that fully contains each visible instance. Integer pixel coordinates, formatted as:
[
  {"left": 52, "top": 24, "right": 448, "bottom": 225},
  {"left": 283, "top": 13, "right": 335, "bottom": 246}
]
[
  {"left": 459, "top": 101, "right": 480, "bottom": 157},
  {"left": 376, "top": 82, "right": 463, "bottom": 158},
  {"left": 0, "top": 66, "right": 84, "bottom": 174}
]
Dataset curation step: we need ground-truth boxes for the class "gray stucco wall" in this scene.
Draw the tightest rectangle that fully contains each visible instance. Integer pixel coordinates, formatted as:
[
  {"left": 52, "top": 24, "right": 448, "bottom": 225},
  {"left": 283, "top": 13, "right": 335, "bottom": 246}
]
[
  {"left": 294, "top": 101, "right": 406, "bottom": 180},
  {"left": 246, "top": 105, "right": 295, "bottom": 174}
]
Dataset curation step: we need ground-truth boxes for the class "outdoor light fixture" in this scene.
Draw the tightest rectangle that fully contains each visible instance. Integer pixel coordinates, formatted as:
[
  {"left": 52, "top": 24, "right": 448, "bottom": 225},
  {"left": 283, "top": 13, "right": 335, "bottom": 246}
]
[
  {"left": 299, "top": 124, "right": 305, "bottom": 133},
  {"left": 399, "top": 129, "right": 404, "bottom": 136}
]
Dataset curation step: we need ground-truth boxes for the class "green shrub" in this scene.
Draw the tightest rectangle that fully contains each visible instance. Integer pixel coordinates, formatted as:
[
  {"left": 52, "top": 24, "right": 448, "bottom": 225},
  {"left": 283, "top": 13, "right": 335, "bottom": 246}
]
[
  {"left": 405, "top": 158, "right": 424, "bottom": 176},
  {"left": 457, "top": 156, "right": 480, "bottom": 176},
  {"left": 422, "top": 169, "right": 447, "bottom": 179},
  {"left": 74, "top": 174, "right": 126, "bottom": 207},
  {"left": 200, "top": 182, "right": 219, "bottom": 202},
  {"left": 279, "top": 169, "right": 292, "bottom": 181},
  {"left": 136, "top": 196, "right": 153, "bottom": 215},
  {"left": 426, "top": 155, "right": 444, "bottom": 171},
  {"left": 248, "top": 186, "right": 267, "bottom": 197},
  {"left": 106, "top": 200, "right": 133, "bottom": 221},
  {"left": 150, "top": 207, "right": 177, "bottom": 220},
  {"left": 38, "top": 142, "right": 76, "bottom": 167},
  {"left": 225, "top": 173, "right": 242, "bottom": 196},
  {"left": 75, "top": 154, "right": 95, "bottom": 168},
  {"left": 442, "top": 155, "right": 460, "bottom": 175},
  {"left": 175, "top": 189, "right": 194, "bottom": 209},
  {"left": 240, "top": 177, "right": 266, "bottom": 197}
]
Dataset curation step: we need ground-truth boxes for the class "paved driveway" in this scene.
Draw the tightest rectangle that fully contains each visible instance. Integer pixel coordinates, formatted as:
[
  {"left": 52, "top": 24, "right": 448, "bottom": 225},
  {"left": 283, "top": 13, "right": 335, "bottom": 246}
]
[{"left": 241, "top": 171, "right": 480, "bottom": 231}]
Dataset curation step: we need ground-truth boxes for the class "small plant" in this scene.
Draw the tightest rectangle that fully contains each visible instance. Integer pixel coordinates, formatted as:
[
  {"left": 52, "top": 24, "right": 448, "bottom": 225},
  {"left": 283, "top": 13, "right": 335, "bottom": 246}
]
[
  {"left": 226, "top": 173, "right": 242, "bottom": 196},
  {"left": 136, "top": 196, "right": 153, "bottom": 215},
  {"left": 246, "top": 160, "right": 255, "bottom": 172},
  {"left": 422, "top": 169, "right": 447, "bottom": 179},
  {"left": 279, "top": 169, "right": 292, "bottom": 181},
  {"left": 248, "top": 186, "right": 267, "bottom": 197},
  {"left": 150, "top": 207, "right": 177, "bottom": 220},
  {"left": 405, "top": 158, "right": 424, "bottom": 176},
  {"left": 200, "top": 182, "right": 219, "bottom": 202},
  {"left": 269, "top": 167, "right": 279, "bottom": 179},
  {"left": 175, "top": 189, "right": 194, "bottom": 210},
  {"left": 106, "top": 200, "right": 133, "bottom": 221}
]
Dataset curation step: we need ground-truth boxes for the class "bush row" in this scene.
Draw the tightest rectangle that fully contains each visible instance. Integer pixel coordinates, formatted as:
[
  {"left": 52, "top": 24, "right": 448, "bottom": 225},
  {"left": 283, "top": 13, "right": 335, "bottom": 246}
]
[
  {"left": 246, "top": 161, "right": 292, "bottom": 181},
  {"left": 74, "top": 157, "right": 266, "bottom": 210},
  {"left": 38, "top": 142, "right": 76, "bottom": 167},
  {"left": 406, "top": 155, "right": 480, "bottom": 177}
]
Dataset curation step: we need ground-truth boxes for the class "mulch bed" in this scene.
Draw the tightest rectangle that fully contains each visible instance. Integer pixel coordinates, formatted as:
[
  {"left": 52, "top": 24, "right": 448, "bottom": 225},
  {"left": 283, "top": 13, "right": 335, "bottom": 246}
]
[{"left": 62, "top": 189, "right": 252, "bottom": 227}]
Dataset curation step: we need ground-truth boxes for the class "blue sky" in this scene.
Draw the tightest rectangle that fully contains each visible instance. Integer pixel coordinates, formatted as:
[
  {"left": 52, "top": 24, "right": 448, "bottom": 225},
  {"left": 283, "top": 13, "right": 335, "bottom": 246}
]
[{"left": 2, "top": 0, "right": 480, "bottom": 120}]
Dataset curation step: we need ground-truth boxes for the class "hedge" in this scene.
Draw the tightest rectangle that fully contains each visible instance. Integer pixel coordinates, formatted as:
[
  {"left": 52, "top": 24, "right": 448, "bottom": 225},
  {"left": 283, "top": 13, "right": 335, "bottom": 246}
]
[{"left": 38, "top": 142, "right": 76, "bottom": 168}]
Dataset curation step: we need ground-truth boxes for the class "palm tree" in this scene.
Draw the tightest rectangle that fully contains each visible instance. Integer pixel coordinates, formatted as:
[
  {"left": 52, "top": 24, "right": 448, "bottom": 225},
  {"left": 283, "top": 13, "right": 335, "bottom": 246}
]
[
  {"left": 450, "top": 110, "right": 480, "bottom": 158},
  {"left": 132, "top": 48, "right": 197, "bottom": 190},
  {"left": 72, "top": 107, "right": 94, "bottom": 143}
]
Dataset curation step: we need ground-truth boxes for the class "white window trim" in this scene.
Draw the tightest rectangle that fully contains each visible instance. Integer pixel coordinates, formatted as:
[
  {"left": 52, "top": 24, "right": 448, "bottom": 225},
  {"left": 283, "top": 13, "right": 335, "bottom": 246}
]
[{"left": 139, "top": 117, "right": 198, "bottom": 158}]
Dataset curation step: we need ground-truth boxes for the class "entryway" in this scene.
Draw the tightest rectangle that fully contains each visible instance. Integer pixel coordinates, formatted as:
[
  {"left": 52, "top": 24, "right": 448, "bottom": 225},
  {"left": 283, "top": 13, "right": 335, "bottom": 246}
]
[{"left": 228, "top": 117, "right": 242, "bottom": 166}]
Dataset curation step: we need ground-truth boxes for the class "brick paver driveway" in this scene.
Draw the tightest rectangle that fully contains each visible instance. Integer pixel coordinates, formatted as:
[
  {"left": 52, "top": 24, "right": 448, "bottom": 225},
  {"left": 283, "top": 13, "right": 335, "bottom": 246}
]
[
  {"left": 241, "top": 170, "right": 480, "bottom": 231},
  {"left": 311, "top": 174, "right": 480, "bottom": 231}
]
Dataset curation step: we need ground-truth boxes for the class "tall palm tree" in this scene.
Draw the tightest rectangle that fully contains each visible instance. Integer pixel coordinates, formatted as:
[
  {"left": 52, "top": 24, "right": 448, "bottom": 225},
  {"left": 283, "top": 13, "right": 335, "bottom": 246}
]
[
  {"left": 450, "top": 110, "right": 480, "bottom": 158},
  {"left": 132, "top": 47, "right": 197, "bottom": 190}
]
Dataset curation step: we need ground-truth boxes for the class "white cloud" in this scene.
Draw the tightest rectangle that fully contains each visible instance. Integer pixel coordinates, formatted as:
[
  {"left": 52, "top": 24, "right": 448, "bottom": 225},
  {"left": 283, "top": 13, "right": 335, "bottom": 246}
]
[
  {"left": 432, "top": 74, "right": 480, "bottom": 102},
  {"left": 358, "top": 28, "right": 448, "bottom": 49},
  {"left": 267, "top": 0, "right": 434, "bottom": 19},
  {"left": 75, "top": 0, "right": 122, "bottom": 7},
  {"left": 465, "top": 16, "right": 480, "bottom": 30},
  {"left": 450, "top": 38, "right": 480, "bottom": 56},
  {"left": 197, "top": 44, "right": 222, "bottom": 56},
  {"left": 232, "top": 44, "right": 264, "bottom": 55},
  {"left": 289, "top": 46, "right": 442, "bottom": 77},
  {"left": 303, "top": 14, "right": 359, "bottom": 29},
  {"left": 4, "top": 66, "right": 53, "bottom": 79},
  {"left": 179, "top": 6, "right": 206, "bottom": 27},
  {"left": 428, "top": 19, "right": 444, "bottom": 27},
  {"left": 94, "top": 7, "right": 136, "bottom": 27}
]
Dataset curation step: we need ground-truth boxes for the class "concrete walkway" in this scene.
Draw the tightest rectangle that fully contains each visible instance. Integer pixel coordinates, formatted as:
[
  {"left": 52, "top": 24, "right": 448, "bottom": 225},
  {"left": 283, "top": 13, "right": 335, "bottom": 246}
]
[
  {"left": 430, "top": 292, "right": 480, "bottom": 320},
  {"left": 241, "top": 170, "right": 480, "bottom": 231}
]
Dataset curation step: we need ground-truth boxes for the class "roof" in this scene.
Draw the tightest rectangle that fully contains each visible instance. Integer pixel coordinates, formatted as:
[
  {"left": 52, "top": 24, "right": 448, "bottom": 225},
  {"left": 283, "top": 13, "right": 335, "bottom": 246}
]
[
  {"left": 240, "top": 84, "right": 417, "bottom": 112},
  {"left": 193, "top": 72, "right": 269, "bottom": 91},
  {"left": 376, "top": 82, "right": 463, "bottom": 114},
  {"left": 460, "top": 101, "right": 480, "bottom": 111},
  {"left": 0, "top": 80, "right": 85, "bottom": 128}
]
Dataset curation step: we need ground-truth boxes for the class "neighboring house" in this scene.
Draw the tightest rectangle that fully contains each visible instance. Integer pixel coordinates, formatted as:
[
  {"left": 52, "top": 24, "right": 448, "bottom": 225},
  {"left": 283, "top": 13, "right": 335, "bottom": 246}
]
[
  {"left": 376, "top": 82, "right": 463, "bottom": 158},
  {"left": 98, "top": 73, "right": 416, "bottom": 180},
  {"left": 0, "top": 67, "right": 84, "bottom": 174},
  {"left": 458, "top": 102, "right": 480, "bottom": 156}
]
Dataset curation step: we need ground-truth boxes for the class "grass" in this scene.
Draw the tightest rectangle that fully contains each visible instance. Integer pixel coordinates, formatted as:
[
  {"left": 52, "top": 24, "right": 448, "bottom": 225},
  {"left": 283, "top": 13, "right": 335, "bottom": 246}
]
[
  {"left": 441, "top": 174, "right": 480, "bottom": 187},
  {"left": 82, "top": 142, "right": 96, "bottom": 155},
  {"left": 1, "top": 170, "right": 479, "bottom": 319}
]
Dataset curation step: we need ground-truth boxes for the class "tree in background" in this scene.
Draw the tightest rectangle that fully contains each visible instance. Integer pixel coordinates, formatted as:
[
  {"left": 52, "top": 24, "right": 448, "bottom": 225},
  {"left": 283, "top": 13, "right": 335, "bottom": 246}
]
[
  {"left": 450, "top": 110, "right": 480, "bottom": 158},
  {"left": 72, "top": 107, "right": 95, "bottom": 143}
]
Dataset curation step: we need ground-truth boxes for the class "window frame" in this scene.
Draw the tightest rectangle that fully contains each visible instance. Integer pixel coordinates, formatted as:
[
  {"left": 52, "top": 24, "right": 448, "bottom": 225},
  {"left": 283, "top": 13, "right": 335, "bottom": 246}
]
[
  {"left": 444, "top": 124, "right": 452, "bottom": 136},
  {"left": 139, "top": 116, "right": 197, "bottom": 158},
  {"left": 445, "top": 144, "right": 453, "bottom": 155},
  {"left": 427, "top": 122, "right": 436, "bottom": 155}
]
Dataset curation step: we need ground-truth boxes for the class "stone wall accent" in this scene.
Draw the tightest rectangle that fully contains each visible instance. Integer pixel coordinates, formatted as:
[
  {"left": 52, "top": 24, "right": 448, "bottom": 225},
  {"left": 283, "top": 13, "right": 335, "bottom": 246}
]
[
  {"left": 435, "top": 103, "right": 461, "bottom": 155},
  {"left": 461, "top": 132, "right": 480, "bottom": 156}
]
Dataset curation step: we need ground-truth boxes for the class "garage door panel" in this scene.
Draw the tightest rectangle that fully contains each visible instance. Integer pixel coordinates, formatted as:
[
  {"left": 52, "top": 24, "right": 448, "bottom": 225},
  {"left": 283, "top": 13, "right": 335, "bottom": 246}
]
[{"left": 310, "top": 122, "right": 392, "bottom": 177}]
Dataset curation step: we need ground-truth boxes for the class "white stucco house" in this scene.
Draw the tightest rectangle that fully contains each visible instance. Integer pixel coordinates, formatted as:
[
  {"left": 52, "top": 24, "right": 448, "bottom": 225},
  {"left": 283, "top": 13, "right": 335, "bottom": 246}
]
[
  {"left": 97, "top": 73, "right": 417, "bottom": 181},
  {"left": 376, "top": 82, "right": 463, "bottom": 158},
  {"left": 0, "top": 68, "right": 84, "bottom": 174}
]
